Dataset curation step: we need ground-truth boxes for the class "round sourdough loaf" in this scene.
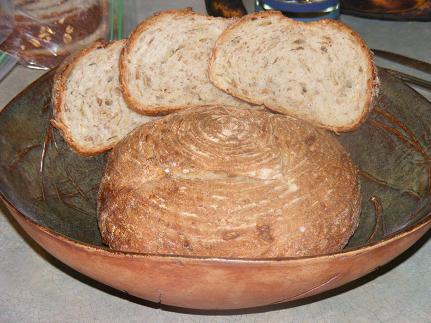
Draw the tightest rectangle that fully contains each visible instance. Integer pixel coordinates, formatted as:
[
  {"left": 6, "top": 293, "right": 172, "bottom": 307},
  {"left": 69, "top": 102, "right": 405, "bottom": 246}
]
[{"left": 97, "top": 106, "right": 361, "bottom": 258}]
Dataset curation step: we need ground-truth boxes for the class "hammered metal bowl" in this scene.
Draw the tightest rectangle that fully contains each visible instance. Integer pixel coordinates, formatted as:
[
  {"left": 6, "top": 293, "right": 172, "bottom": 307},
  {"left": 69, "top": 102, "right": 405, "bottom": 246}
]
[{"left": 0, "top": 70, "right": 430, "bottom": 309}]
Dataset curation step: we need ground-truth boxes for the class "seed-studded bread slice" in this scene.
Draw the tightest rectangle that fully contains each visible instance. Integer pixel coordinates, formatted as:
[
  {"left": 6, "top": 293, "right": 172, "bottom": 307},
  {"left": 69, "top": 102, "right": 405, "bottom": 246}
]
[
  {"left": 52, "top": 40, "right": 156, "bottom": 156},
  {"left": 119, "top": 8, "right": 256, "bottom": 116},
  {"left": 209, "top": 11, "right": 379, "bottom": 132}
]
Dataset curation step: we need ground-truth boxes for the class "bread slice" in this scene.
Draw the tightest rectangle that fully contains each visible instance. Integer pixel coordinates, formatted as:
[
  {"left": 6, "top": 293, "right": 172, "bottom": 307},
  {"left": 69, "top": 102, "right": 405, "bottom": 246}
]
[
  {"left": 209, "top": 11, "right": 380, "bottom": 132},
  {"left": 52, "top": 40, "right": 156, "bottom": 156},
  {"left": 119, "top": 8, "right": 256, "bottom": 116}
]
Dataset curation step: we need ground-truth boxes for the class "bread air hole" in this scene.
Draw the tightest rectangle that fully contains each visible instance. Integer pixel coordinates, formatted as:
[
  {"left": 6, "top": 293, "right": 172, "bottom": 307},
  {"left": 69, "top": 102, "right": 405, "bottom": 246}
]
[
  {"left": 258, "top": 21, "right": 272, "bottom": 26},
  {"left": 222, "top": 231, "right": 240, "bottom": 241},
  {"left": 257, "top": 224, "right": 273, "bottom": 242},
  {"left": 143, "top": 75, "right": 151, "bottom": 87},
  {"left": 293, "top": 39, "right": 305, "bottom": 45},
  {"left": 304, "top": 134, "right": 316, "bottom": 146}
]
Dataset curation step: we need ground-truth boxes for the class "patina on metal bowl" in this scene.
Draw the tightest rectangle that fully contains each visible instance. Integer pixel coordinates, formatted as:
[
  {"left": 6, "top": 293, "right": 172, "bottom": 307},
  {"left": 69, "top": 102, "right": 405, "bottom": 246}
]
[{"left": 0, "top": 70, "right": 430, "bottom": 310}]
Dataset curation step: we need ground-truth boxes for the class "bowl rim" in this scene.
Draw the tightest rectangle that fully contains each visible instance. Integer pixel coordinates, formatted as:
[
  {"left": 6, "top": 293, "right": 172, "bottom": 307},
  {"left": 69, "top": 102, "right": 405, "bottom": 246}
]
[{"left": 1, "top": 71, "right": 431, "bottom": 264}]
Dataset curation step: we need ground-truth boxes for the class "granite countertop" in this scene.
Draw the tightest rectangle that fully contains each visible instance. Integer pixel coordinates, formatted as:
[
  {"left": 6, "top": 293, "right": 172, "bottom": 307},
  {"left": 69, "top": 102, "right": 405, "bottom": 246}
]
[{"left": 1, "top": 1, "right": 430, "bottom": 322}]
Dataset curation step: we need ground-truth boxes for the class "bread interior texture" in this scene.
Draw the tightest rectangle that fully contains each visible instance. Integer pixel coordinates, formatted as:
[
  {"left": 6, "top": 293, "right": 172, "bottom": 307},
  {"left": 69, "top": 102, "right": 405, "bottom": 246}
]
[
  {"left": 121, "top": 11, "right": 253, "bottom": 113},
  {"left": 59, "top": 41, "right": 153, "bottom": 153},
  {"left": 210, "top": 15, "right": 372, "bottom": 130}
]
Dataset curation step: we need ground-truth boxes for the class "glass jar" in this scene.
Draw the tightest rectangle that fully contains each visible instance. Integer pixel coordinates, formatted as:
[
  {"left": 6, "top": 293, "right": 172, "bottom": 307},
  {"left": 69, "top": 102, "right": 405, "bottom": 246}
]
[{"left": 256, "top": 0, "right": 340, "bottom": 21}]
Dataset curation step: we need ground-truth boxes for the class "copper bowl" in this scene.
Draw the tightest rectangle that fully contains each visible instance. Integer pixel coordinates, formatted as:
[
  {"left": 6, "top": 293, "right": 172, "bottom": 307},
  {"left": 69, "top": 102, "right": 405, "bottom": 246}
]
[{"left": 1, "top": 70, "right": 430, "bottom": 310}]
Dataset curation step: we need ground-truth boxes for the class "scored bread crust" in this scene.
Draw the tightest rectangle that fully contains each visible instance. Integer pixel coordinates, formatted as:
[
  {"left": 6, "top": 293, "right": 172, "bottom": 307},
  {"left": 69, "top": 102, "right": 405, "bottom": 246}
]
[
  {"left": 51, "top": 40, "right": 149, "bottom": 156},
  {"left": 208, "top": 11, "right": 380, "bottom": 132},
  {"left": 119, "top": 8, "right": 255, "bottom": 116},
  {"left": 97, "top": 105, "right": 361, "bottom": 258}
]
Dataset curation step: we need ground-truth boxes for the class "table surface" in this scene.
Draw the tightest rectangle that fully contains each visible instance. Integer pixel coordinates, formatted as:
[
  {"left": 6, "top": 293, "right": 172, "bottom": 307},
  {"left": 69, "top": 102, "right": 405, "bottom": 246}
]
[{"left": 1, "top": 1, "right": 430, "bottom": 322}]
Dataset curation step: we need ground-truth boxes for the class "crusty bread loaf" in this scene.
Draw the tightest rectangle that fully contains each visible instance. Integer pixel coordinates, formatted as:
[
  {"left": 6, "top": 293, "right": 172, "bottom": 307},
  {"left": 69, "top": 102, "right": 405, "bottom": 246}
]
[
  {"left": 119, "top": 9, "right": 256, "bottom": 116},
  {"left": 98, "top": 106, "right": 361, "bottom": 258},
  {"left": 209, "top": 11, "right": 379, "bottom": 132},
  {"left": 51, "top": 40, "right": 156, "bottom": 156}
]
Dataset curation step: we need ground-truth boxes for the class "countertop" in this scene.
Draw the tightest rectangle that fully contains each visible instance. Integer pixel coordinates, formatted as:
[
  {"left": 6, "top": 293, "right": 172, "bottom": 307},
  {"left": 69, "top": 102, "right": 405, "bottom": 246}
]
[{"left": 0, "top": 1, "right": 430, "bottom": 322}]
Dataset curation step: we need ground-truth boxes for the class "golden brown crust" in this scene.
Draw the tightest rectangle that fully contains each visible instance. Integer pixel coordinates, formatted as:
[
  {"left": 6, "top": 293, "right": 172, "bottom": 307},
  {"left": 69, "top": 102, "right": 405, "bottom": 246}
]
[
  {"left": 208, "top": 11, "right": 379, "bottom": 132},
  {"left": 51, "top": 40, "right": 125, "bottom": 157},
  {"left": 119, "top": 9, "right": 236, "bottom": 116},
  {"left": 97, "top": 106, "right": 361, "bottom": 258}
]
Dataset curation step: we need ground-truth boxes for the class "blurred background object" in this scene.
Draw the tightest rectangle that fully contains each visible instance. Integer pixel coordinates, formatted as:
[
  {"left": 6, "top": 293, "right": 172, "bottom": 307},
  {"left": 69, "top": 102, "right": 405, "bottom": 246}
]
[
  {"left": 0, "top": 0, "right": 16, "bottom": 81},
  {"left": 204, "top": 0, "right": 431, "bottom": 21},
  {"left": 343, "top": 0, "right": 427, "bottom": 13},
  {"left": 341, "top": 0, "right": 431, "bottom": 20},
  {"left": 205, "top": 0, "right": 247, "bottom": 17},
  {"left": 0, "top": 0, "right": 14, "bottom": 44},
  {"left": 0, "top": 0, "right": 125, "bottom": 80},
  {"left": 0, "top": 53, "right": 17, "bottom": 81},
  {"left": 255, "top": 0, "right": 340, "bottom": 21},
  {"left": 205, "top": 0, "right": 341, "bottom": 21},
  {"left": 0, "top": 0, "right": 110, "bottom": 70}
]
